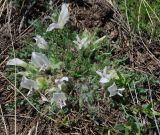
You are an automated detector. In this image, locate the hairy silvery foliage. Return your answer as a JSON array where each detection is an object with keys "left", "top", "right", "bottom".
[
  {"left": 33, "top": 35, "right": 48, "bottom": 49},
  {"left": 47, "top": 3, "right": 69, "bottom": 31},
  {"left": 31, "top": 52, "right": 50, "bottom": 71},
  {"left": 6, "top": 58, "right": 27, "bottom": 68},
  {"left": 96, "top": 66, "right": 112, "bottom": 84},
  {"left": 108, "top": 83, "right": 125, "bottom": 97},
  {"left": 73, "top": 35, "right": 88, "bottom": 50},
  {"left": 55, "top": 77, "right": 69, "bottom": 90},
  {"left": 51, "top": 92, "right": 67, "bottom": 109},
  {"left": 20, "top": 76, "right": 38, "bottom": 96}
]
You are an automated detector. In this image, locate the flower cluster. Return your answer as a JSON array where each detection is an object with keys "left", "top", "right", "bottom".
[
  {"left": 7, "top": 47, "right": 69, "bottom": 108},
  {"left": 6, "top": 3, "right": 70, "bottom": 109},
  {"left": 7, "top": 3, "right": 125, "bottom": 110},
  {"left": 96, "top": 66, "right": 125, "bottom": 97}
]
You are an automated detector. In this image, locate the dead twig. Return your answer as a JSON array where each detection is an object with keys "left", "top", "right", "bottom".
[{"left": 0, "top": 105, "right": 9, "bottom": 135}]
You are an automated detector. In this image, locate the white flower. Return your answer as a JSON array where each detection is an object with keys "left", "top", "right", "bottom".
[
  {"left": 20, "top": 76, "right": 38, "bottom": 96},
  {"left": 31, "top": 52, "right": 50, "bottom": 71},
  {"left": 55, "top": 77, "right": 69, "bottom": 90},
  {"left": 73, "top": 35, "right": 88, "bottom": 49},
  {"left": 33, "top": 35, "right": 48, "bottom": 49},
  {"left": 40, "top": 93, "right": 48, "bottom": 102},
  {"left": 58, "top": 3, "right": 69, "bottom": 28},
  {"left": 96, "top": 66, "right": 111, "bottom": 84},
  {"left": 47, "top": 23, "right": 59, "bottom": 31},
  {"left": 47, "top": 3, "right": 69, "bottom": 31},
  {"left": 108, "top": 83, "right": 125, "bottom": 97},
  {"left": 6, "top": 58, "right": 27, "bottom": 68},
  {"left": 51, "top": 92, "right": 67, "bottom": 109}
]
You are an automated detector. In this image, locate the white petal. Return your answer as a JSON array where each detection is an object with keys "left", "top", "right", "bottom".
[
  {"left": 73, "top": 40, "right": 78, "bottom": 45},
  {"left": 79, "top": 38, "right": 88, "bottom": 49},
  {"left": 55, "top": 77, "right": 68, "bottom": 90},
  {"left": 117, "top": 88, "right": 125, "bottom": 97},
  {"left": 76, "top": 35, "right": 81, "bottom": 42},
  {"left": 96, "top": 71, "right": 103, "bottom": 77},
  {"left": 40, "top": 93, "right": 48, "bottom": 102},
  {"left": 58, "top": 83, "right": 62, "bottom": 90},
  {"left": 118, "top": 88, "right": 125, "bottom": 92},
  {"left": 59, "top": 100, "right": 66, "bottom": 109},
  {"left": 77, "top": 43, "right": 83, "bottom": 50},
  {"left": 46, "top": 23, "right": 60, "bottom": 32},
  {"left": 103, "top": 66, "right": 108, "bottom": 75},
  {"left": 117, "top": 92, "right": 123, "bottom": 96},
  {"left": 104, "top": 74, "right": 111, "bottom": 80},
  {"left": 73, "top": 35, "right": 88, "bottom": 50},
  {"left": 55, "top": 79, "right": 59, "bottom": 84},
  {"left": 27, "top": 88, "right": 34, "bottom": 96},
  {"left": 81, "top": 37, "right": 88, "bottom": 46},
  {"left": 31, "top": 52, "right": 49, "bottom": 71},
  {"left": 6, "top": 58, "right": 27, "bottom": 68},
  {"left": 108, "top": 83, "right": 118, "bottom": 97},
  {"left": 60, "top": 77, "right": 69, "bottom": 82},
  {"left": 52, "top": 92, "right": 66, "bottom": 102},
  {"left": 58, "top": 3, "right": 69, "bottom": 28},
  {"left": 33, "top": 35, "right": 47, "bottom": 49},
  {"left": 99, "top": 77, "right": 109, "bottom": 84},
  {"left": 52, "top": 92, "right": 67, "bottom": 108},
  {"left": 20, "top": 76, "right": 38, "bottom": 91}
]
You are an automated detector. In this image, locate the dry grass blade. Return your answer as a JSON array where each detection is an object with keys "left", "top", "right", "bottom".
[
  {"left": 137, "top": 0, "right": 143, "bottom": 34},
  {"left": 0, "top": 56, "right": 8, "bottom": 67},
  {"left": 0, "top": 105, "right": 9, "bottom": 135},
  {"left": 0, "top": 72, "right": 56, "bottom": 122},
  {"left": 147, "top": 78, "right": 160, "bottom": 135},
  {"left": 143, "top": 1, "right": 154, "bottom": 43},
  {"left": 0, "top": 0, "right": 7, "bottom": 17},
  {"left": 7, "top": 1, "right": 17, "bottom": 134},
  {"left": 143, "top": 0, "right": 160, "bottom": 23},
  {"left": 140, "top": 37, "right": 160, "bottom": 67},
  {"left": 35, "top": 121, "right": 39, "bottom": 135},
  {"left": 137, "top": 0, "right": 160, "bottom": 69},
  {"left": 106, "top": 0, "right": 114, "bottom": 6},
  {"left": 124, "top": 0, "right": 130, "bottom": 31},
  {"left": 27, "top": 126, "right": 35, "bottom": 135}
]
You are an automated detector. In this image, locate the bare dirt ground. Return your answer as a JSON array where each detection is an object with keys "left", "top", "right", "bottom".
[{"left": 0, "top": 0, "right": 160, "bottom": 134}]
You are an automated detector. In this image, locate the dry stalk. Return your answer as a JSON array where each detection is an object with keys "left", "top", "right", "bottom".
[{"left": 0, "top": 105, "right": 9, "bottom": 135}]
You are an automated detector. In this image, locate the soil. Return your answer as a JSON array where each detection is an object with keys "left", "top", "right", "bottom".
[{"left": 68, "top": 0, "right": 126, "bottom": 41}]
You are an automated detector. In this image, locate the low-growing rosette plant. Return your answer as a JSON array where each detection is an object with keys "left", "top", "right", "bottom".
[
  {"left": 6, "top": 3, "right": 127, "bottom": 112},
  {"left": 5, "top": 2, "right": 159, "bottom": 134}
]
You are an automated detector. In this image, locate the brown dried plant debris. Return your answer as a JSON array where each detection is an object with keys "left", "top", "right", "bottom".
[
  {"left": 56, "top": 0, "right": 127, "bottom": 42},
  {"left": 61, "top": 0, "right": 160, "bottom": 79}
]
